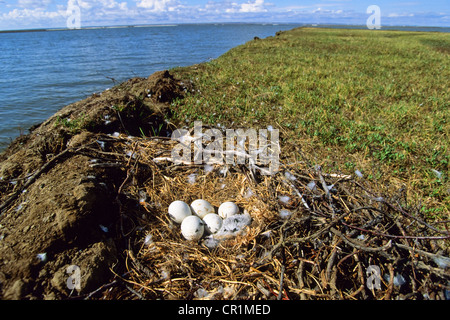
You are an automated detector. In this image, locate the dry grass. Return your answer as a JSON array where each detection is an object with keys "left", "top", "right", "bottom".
[{"left": 77, "top": 132, "right": 450, "bottom": 300}]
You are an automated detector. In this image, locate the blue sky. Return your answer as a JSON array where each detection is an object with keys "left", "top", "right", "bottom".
[{"left": 0, "top": 0, "right": 449, "bottom": 30}]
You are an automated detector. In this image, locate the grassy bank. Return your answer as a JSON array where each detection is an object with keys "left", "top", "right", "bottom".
[
  {"left": 171, "top": 27, "right": 449, "bottom": 218},
  {"left": 1, "top": 27, "right": 448, "bottom": 300}
]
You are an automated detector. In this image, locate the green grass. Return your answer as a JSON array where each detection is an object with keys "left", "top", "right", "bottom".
[
  {"left": 170, "top": 27, "right": 449, "bottom": 216},
  {"left": 55, "top": 113, "right": 95, "bottom": 134}
]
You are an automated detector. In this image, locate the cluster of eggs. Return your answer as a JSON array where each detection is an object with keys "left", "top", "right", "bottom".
[{"left": 168, "top": 199, "right": 239, "bottom": 241}]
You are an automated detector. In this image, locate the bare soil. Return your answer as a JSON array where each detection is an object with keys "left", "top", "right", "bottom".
[{"left": 0, "top": 70, "right": 188, "bottom": 299}]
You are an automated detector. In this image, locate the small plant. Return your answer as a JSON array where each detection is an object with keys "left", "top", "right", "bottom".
[
  {"left": 149, "top": 123, "right": 165, "bottom": 137},
  {"left": 55, "top": 113, "right": 96, "bottom": 134}
]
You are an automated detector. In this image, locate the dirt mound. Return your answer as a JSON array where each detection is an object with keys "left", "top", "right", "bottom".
[
  {"left": 1, "top": 69, "right": 448, "bottom": 301},
  {"left": 0, "top": 70, "right": 188, "bottom": 299}
]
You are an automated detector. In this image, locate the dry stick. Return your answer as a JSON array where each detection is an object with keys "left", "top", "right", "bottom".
[
  {"left": 385, "top": 264, "right": 395, "bottom": 300},
  {"left": 285, "top": 210, "right": 352, "bottom": 245},
  {"left": 326, "top": 246, "right": 340, "bottom": 299},
  {"left": 415, "top": 261, "right": 450, "bottom": 279},
  {"left": 116, "top": 149, "right": 140, "bottom": 238},
  {"left": 352, "top": 251, "right": 368, "bottom": 300},
  {"left": 80, "top": 146, "right": 125, "bottom": 158},
  {"left": 117, "top": 169, "right": 131, "bottom": 237},
  {"left": 0, "top": 140, "right": 124, "bottom": 214},
  {"left": 341, "top": 222, "right": 450, "bottom": 240},
  {"left": 0, "top": 147, "right": 74, "bottom": 214},
  {"left": 296, "top": 260, "right": 307, "bottom": 300},
  {"left": 326, "top": 247, "right": 338, "bottom": 282},
  {"left": 330, "top": 227, "right": 393, "bottom": 254},
  {"left": 125, "top": 284, "right": 145, "bottom": 300},
  {"left": 330, "top": 266, "right": 340, "bottom": 299},
  {"left": 316, "top": 166, "right": 331, "bottom": 200},
  {"left": 277, "top": 245, "right": 287, "bottom": 300},
  {"left": 279, "top": 170, "right": 310, "bottom": 210},
  {"left": 127, "top": 244, "right": 154, "bottom": 279},
  {"left": 394, "top": 242, "right": 449, "bottom": 261},
  {"left": 315, "top": 165, "right": 337, "bottom": 218},
  {"left": 83, "top": 279, "right": 119, "bottom": 300},
  {"left": 394, "top": 200, "right": 450, "bottom": 236},
  {"left": 334, "top": 250, "right": 360, "bottom": 300},
  {"left": 80, "top": 271, "right": 132, "bottom": 300},
  {"left": 268, "top": 217, "right": 290, "bottom": 260},
  {"left": 371, "top": 196, "right": 449, "bottom": 236}
]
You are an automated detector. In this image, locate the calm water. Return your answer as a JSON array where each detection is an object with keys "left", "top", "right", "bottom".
[
  {"left": 0, "top": 23, "right": 303, "bottom": 150},
  {"left": 0, "top": 23, "right": 449, "bottom": 151}
]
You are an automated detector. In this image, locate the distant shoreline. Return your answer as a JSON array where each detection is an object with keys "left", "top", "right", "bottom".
[
  {"left": 1, "top": 22, "right": 449, "bottom": 34},
  {"left": 0, "top": 24, "right": 179, "bottom": 33}
]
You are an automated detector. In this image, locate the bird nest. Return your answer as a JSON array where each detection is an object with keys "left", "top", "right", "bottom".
[{"left": 85, "top": 131, "right": 449, "bottom": 300}]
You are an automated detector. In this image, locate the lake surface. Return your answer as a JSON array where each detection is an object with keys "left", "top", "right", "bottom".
[
  {"left": 0, "top": 23, "right": 448, "bottom": 151},
  {"left": 0, "top": 23, "right": 306, "bottom": 150}
]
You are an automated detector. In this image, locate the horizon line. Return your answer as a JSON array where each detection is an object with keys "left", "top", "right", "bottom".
[{"left": 1, "top": 22, "right": 449, "bottom": 34}]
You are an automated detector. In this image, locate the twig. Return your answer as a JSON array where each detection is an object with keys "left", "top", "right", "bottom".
[
  {"left": 341, "top": 222, "right": 450, "bottom": 240},
  {"left": 296, "top": 260, "right": 307, "bottom": 300},
  {"left": 326, "top": 244, "right": 340, "bottom": 299},
  {"left": 394, "top": 242, "right": 449, "bottom": 261},
  {"left": 394, "top": 201, "right": 450, "bottom": 236},
  {"left": 280, "top": 170, "right": 310, "bottom": 210},
  {"left": 268, "top": 218, "right": 290, "bottom": 260},
  {"left": 326, "top": 244, "right": 339, "bottom": 284},
  {"left": 83, "top": 279, "right": 119, "bottom": 300},
  {"left": 415, "top": 261, "right": 450, "bottom": 279},
  {"left": 78, "top": 271, "right": 132, "bottom": 300},
  {"left": 125, "top": 284, "right": 145, "bottom": 300},
  {"left": 1, "top": 147, "right": 73, "bottom": 214},
  {"left": 316, "top": 165, "right": 331, "bottom": 200},
  {"left": 90, "top": 162, "right": 123, "bottom": 168},
  {"left": 370, "top": 195, "right": 449, "bottom": 236},
  {"left": 353, "top": 251, "right": 367, "bottom": 300},
  {"left": 286, "top": 210, "right": 351, "bottom": 245},
  {"left": 385, "top": 264, "right": 394, "bottom": 300},
  {"left": 330, "top": 227, "right": 393, "bottom": 254},
  {"left": 315, "top": 165, "right": 337, "bottom": 218},
  {"left": 330, "top": 266, "right": 339, "bottom": 299},
  {"left": 277, "top": 246, "right": 286, "bottom": 300}
]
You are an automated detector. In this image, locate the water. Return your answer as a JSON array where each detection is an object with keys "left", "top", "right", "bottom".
[
  {"left": 0, "top": 23, "right": 302, "bottom": 151},
  {"left": 0, "top": 23, "right": 449, "bottom": 151}
]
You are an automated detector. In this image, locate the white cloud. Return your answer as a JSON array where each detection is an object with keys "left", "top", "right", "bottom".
[
  {"left": 65, "top": 0, "right": 131, "bottom": 24},
  {"left": 75, "top": 0, "right": 127, "bottom": 10},
  {"left": 311, "top": 6, "right": 347, "bottom": 16},
  {"left": 239, "top": 0, "right": 266, "bottom": 13},
  {"left": 1, "top": 7, "right": 64, "bottom": 28},
  {"left": 99, "top": 0, "right": 123, "bottom": 9},
  {"left": 387, "top": 12, "right": 415, "bottom": 18},
  {"left": 135, "top": 0, "right": 179, "bottom": 12},
  {"left": 17, "top": 0, "right": 51, "bottom": 8},
  {"left": 225, "top": 0, "right": 267, "bottom": 13}
]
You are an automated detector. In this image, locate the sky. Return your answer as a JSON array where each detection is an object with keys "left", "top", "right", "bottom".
[{"left": 0, "top": 0, "right": 449, "bottom": 30}]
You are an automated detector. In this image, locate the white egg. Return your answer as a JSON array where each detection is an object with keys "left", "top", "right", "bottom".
[
  {"left": 190, "top": 199, "right": 215, "bottom": 219},
  {"left": 181, "top": 216, "right": 204, "bottom": 241},
  {"left": 218, "top": 201, "right": 239, "bottom": 219},
  {"left": 168, "top": 200, "right": 192, "bottom": 223},
  {"left": 203, "top": 213, "right": 223, "bottom": 234}
]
